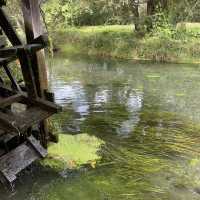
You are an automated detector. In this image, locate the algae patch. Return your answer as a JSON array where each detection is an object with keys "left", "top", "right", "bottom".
[{"left": 42, "top": 134, "right": 104, "bottom": 170}]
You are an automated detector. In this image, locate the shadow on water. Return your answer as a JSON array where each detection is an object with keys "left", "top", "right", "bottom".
[{"left": 1, "top": 55, "right": 200, "bottom": 199}]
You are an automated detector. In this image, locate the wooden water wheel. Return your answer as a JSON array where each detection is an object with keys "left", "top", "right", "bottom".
[{"left": 0, "top": 0, "right": 61, "bottom": 187}]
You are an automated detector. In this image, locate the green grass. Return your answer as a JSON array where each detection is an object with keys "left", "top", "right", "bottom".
[
  {"left": 52, "top": 24, "right": 200, "bottom": 63},
  {"left": 76, "top": 25, "right": 133, "bottom": 33},
  {"left": 177, "top": 22, "right": 200, "bottom": 32}
]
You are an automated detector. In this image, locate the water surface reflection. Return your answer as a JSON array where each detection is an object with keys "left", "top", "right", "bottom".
[{"left": 1, "top": 56, "right": 200, "bottom": 200}]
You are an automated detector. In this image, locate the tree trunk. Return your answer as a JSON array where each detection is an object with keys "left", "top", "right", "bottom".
[
  {"left": 162, "top": 0, "right": 168, "bottom": 11},
  {"left": 130, "top": 0, "right": 141, "bottom": 32},
  {"left": 147, "top": 0, "right": 156, "bottom": 15}
]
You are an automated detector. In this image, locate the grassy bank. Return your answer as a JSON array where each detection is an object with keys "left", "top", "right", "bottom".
[{"left": 53, "top": 25, "right": 200, "bottom": 63}]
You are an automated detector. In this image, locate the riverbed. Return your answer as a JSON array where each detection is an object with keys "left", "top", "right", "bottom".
[{"left": 1, "top": 55, "right": 200, "bottom": 200}]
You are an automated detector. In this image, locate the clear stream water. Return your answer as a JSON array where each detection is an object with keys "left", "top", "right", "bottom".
[{"left": 2, "top": 55, "right": 200, "bottom": 200}]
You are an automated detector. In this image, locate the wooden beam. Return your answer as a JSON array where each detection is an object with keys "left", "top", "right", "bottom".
[
  {"left": 22, "top": 0, "right": 42, "bottom": 97},
  {"left": 0, "top": 137, "right": 47, "bottom": 185},
  {"left": 2, "top": 64, "right": 22, "bottom": 91},
  {"left": 16, "top": 107, "right": 53, "bottom": 132},
  {"left": 0, "top": 44, "right": 46, "bottom": 58},
  {"left": 0, "top": 56, "right": 16, "bottom": 65},
  {"left": 29, "top": 97, "right": 62, "bottom": 113},
  {"left": 0, "top": 94, "right": 23, "bottom": 108},
  {"left": 0, "top": 106, "right": 54, "bottom": 133},
  {"left": 31, "top": 34, "right": 49, "bottom": 46},
  {"left": 0, "top": 112, "right": 19, "bottom": 132},
  {"left": 27, "top": 135, "right": 47, "bottom": 158},
  {"left": 0, "top": 84, "right": 61, "bottom": 113},
  {"left": 0, "top": 7, "right": 38, "bottom": 99}
]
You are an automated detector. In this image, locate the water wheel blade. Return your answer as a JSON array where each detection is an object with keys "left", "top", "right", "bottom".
[{"left": 0, "top": 136, "right": 47, "bottom": 185}]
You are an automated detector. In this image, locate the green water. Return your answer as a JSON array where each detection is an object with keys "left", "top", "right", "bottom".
[{"left": 2, "top": 56, "right": 200, "bottom": 199}]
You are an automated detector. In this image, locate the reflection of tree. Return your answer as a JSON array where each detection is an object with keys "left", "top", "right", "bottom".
[
  {"left": 49, "top": 56, "right": 200, "bottom": 159},
  {"left": 81, "top": 102, "right": 130, "bottom": 139},
  {"left": 79, "top": 64, "right": 144, "bottom": 140},
  {"left": 49, "top": 57, "right": 145, "bottom": 137}
]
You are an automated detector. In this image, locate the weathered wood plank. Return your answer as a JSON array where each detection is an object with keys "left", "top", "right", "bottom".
[
  {"left": 0, "top": 137, "right": 45, "bottom": 183},
  {"left": 27, "top": 135, "right": 47, "bottom": 158},
  {"left": 16, "top": 106, "right": 53, "bottom": 132},
  {"left": 27, "top": 97, "right": 62, "bottom": 113},
  {"left": 0, "top": 94, "right": 23, "bottom": 108},
  {"left": 0, "top": 143, "right": 38, "bottom": 182},
  {"left": 22, "top": 0, "right": 42, "bottom": 97},
  {"left": 31, "top": 34, "right": 49, "bottom": 47},
  {"left": 0, "top": 44, "right": 45, "bottom": 58},
  {"left": 0, "top": 112, "right": 19, "bottom": 132},
  {"left": 0, "top": 106, "right": 55, "bottom": 133},
  {"left": 0, "top": 85, "right": 61, "bottom": 112}
]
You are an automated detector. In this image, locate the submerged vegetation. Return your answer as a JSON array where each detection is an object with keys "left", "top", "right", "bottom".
[
  {"left": 1, "top": 51, "right": 200, "bottom": 199},
  {"left": 2, "top": 1, "right": 200, "bottom": 200},
  {"left": 40, "top": 58, "right": 200, "bottom": 199},
  {"left": 42, "top": 134, "right": 103, "bottom": 170}
]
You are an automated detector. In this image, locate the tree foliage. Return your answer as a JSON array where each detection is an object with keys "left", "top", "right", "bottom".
[
  {"left": 42, "top": 0, "right": 200, "bottom": 33},
  {"left": 4, "top": 0, "right": 200, "bottom": 34}
]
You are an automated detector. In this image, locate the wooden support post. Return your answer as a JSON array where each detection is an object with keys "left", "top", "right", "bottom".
[
  {"left": 21, "top": 0, "right": 50, "bottom": 147},
  {"left": 22, "top": 0, "right": 48, "bottom": 97}
]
